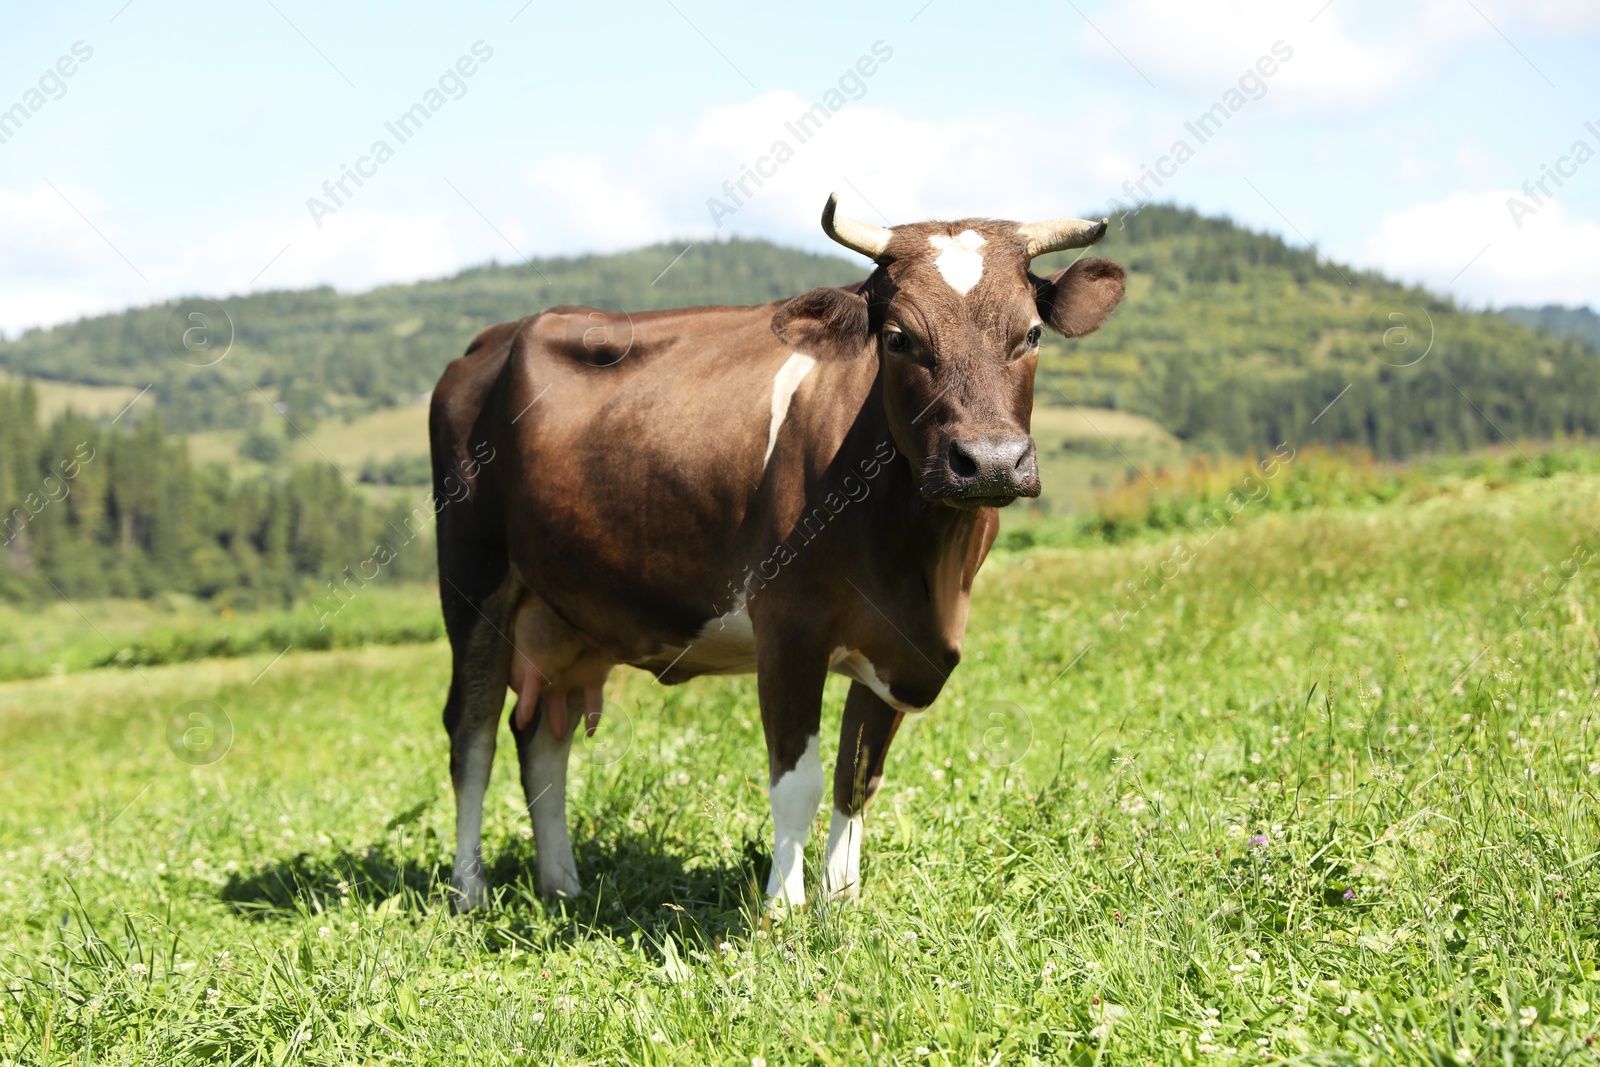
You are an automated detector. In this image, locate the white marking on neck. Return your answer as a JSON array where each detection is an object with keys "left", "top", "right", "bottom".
[
  {"left": 766, "top": 733, "right": 823, "bottom": 907},
  {"left": 828, "top": 647, "right": 928, "bottom": 714},
  {"left": 929, "top": 229, "right": 987, "bottom": 296},
  {"left": 680, "top": 602, "right": 758, "bottom": 674},
  {"left": 764, "top": 353, "right": 817, "bottom": 469}
]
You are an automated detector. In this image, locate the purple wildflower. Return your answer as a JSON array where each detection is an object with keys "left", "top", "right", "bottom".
[
  {"left": 1343, "top": 887, "right": 1357, "bottom": 901},
  {"left": 1249, "top": 835, "right": 1270, "bottom": 848}
]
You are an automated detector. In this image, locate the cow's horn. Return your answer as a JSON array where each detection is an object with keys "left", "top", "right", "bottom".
[
  {"left": 821, "top": 192, "right": 892, "bottom": 261},
  {"left": 1017, "top": 217, "right": 1109, "bottom": 259}
]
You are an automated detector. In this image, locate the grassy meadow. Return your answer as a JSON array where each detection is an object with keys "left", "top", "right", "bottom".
[
  {"left": 0, "top": 586, "right": 443, "bottom": 684},
  {"left": 6, "top": 454, "right": 1600, "bottom": 1063}
]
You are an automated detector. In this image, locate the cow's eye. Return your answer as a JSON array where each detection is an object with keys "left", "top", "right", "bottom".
[
  {"left": 883, "top": 329, "right": 911, "bottom": 355},
  {"left": 1025, "top": 325, "right": 1043, "bottom": 348}
]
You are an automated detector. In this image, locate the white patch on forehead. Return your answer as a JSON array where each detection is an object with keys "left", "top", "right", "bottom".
[
  {"left": 828, "top": 647, "right": 927, "bottom": 714},
  {"left": 928, "top": 229, "right": 987, "bottom": 296},
  {"left": 764, "top": 352, "right": 816, "bottom": 469}
]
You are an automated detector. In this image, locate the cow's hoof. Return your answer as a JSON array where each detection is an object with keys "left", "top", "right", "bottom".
[
  {"left": 824, "top": 882, "right": 861, "bottom": 906},
  {"left": 539, "top": 872, "right": 581, "bottom": 900},
  {"left": 451, "top": 875, "right": 489, "bottom": 912},
  {"left": 764, "top": 893, "right": 807, "bottom": 918}
]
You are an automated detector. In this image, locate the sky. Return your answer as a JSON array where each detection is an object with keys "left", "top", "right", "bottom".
[{"left": 1, "top": 0, "right": 1597, "bottom": 337}]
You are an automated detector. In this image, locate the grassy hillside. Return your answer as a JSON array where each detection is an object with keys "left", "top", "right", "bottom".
[
  {"left": 2, "top": 206, "right": 1595, "bottom": 462},
  {"left": 6, "top": 460, "right": 1600, "bottom": 1062}
]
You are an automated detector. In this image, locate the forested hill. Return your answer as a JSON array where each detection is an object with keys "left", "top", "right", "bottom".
[
  {"left": 0, "top": 240, "right": 862, "bottom": 435},
  {"left": 1033, "top": 209, "right": 1600, "bottom": 457},
  {"left": 2, "top": 206, "right": 1596, "bottom": 459}
]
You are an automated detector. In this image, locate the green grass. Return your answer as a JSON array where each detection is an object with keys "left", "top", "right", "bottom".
[
  {"left": 0, "top": 585, "right": 444, "bottom": 683},
  {"left": 6, "top": 469, "right": 1600, "bottom": 1063},
  {"left": 999, "top": 440, "right": 1600, "bottom": 551}
]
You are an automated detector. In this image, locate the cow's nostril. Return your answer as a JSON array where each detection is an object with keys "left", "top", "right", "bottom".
[{"left": 948, "top": 441, "right": 979, "bottom": 479}]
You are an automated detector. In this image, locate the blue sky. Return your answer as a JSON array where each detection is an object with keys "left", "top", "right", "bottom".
[{"left": 2, "top": 0, "right": 1597, "bottom": 335}]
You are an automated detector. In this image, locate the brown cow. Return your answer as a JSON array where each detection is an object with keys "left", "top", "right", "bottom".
[{"left": 430, "top": 194, "right": 1125, "bottom": 909}]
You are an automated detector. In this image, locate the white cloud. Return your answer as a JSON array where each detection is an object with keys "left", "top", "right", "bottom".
[
  {"left": 1362, "top": 190, "right": 1600, "bottom": 307},
  {"left": 1077, "top": 0, "right": 1587, "bottom": 112},
  {"left": 164, "top": 211, "right": 479, "bottom": 298},
  {"left": 2, "top": 89, "right": 1150, "bottom": 338},
  {"left": 0, "top": 185, "right": 122, "bottom": 281},
  {"left": 520, "top": 155, "right": 679, "bottom": 253},
  {"left": 516, "top": 89, "right": 1134, "bottom": 257},
  {"left": 1080, "top": 0, "right": 1417, "bottom": 112},
  {"left": 0, "top": 290, "right": 121, "bottom": 338},
  {"left": 1524, "top": 0, "right": 1600, "bottom": 31},
  {"left": 1465, "top": 0, "right": 1600, "bottom": 33},
  {"left": 0, "top": 182, "right": 506, "bottom": 335}
]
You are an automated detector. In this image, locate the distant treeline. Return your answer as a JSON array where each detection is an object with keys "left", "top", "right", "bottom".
[
  {"left": 1501, "top": 304, "right": 1600, "bottom": 353},
  {"left": 3, "top": 207, "right": 1598, "bottom": 464},
  {"left": 0, "top": 383, "right": 434, "bottom": 605}
]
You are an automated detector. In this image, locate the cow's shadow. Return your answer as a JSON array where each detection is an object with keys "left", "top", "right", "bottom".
[{"left": 218, "top": 829, "right": 769, "bottom": 948}]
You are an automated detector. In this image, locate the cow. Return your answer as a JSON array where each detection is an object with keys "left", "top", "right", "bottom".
[{"left": 430, "top": 194, "right": 1125, "bottom": 910}]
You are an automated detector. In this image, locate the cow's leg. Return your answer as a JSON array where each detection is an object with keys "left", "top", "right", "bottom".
[
  {"left": 757, "top": 642, "right": 828, "bottom": 908},
  {"left": 825, "top": 682, "right": 905, "bottom": 902},
  {"left": 448, "top": 700, "right": 499, "bottom": 910},
  {"left": 441, "top": 584, "right": 516, "bottom": 912},
  {"left": 510, "top": 689, "right": 581, "bottom": 898}
]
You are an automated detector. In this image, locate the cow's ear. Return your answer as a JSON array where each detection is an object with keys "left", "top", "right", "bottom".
[
  {"left": 1034, "top": 257, "right": 1126, "bottom": 338},
  {"left": 771, "top": 287, "right": 869, "bottom": 359}
]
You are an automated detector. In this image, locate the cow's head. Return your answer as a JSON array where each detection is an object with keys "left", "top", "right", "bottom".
[{"left": 772, "top": 194, "right": 1125, "bottom": 508}]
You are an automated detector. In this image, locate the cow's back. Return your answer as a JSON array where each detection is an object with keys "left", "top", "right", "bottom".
[{"left": 454, "top": 303, "right": 868, "bottom": 662}]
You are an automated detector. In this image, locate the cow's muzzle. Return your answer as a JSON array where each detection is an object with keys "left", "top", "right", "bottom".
[{"left": 927, "top": 435, "right": 1041, "bottom": 507}]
